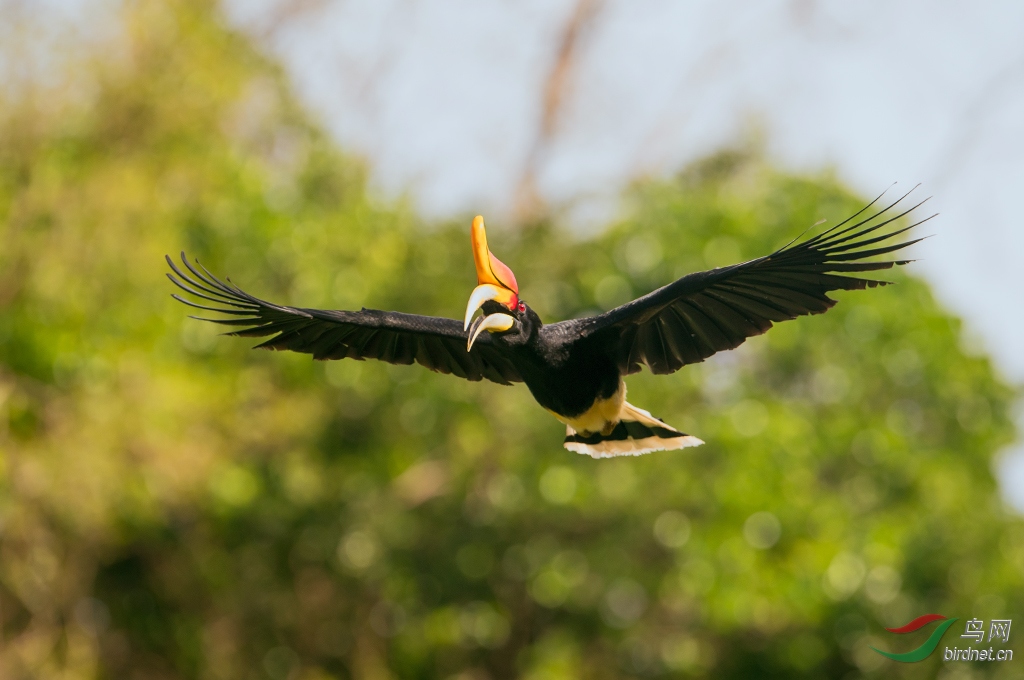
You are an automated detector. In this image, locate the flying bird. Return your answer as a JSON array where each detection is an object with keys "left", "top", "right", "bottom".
[{"left": 168, "top": 190, "right": 928, "bottom": 458}]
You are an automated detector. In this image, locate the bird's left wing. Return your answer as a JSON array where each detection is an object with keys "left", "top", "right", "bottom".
[
  {"left": 167, "top": 254, "right": 523, "bottom": 385},
  {"left": 552, "top": 190, "right": 931, "bottom": 376}
]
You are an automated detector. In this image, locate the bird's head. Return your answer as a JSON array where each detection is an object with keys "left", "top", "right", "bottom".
[{"left": 463, "top": 215, "right": 535, "bottom": 351}]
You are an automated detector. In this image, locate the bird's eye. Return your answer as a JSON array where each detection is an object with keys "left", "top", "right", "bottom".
[{"left": 517, "top": 301, "right": 526, "bottom": 313}]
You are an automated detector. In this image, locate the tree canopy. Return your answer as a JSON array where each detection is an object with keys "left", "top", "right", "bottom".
[{"left": 0, "top": 2, "right": 1020, "bottom": 679}]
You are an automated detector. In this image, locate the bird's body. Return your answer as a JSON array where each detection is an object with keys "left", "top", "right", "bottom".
[
  {"left": 169, "top": 189, "right": 929, "bottom": 457},
  {"left": 472, "top": 306, "right": 700, "bottom": 455},
  {"left": 486, "top": 308, "right": 613, "bottom": 418}
]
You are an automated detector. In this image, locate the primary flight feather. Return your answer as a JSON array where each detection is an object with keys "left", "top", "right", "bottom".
[{"left": 168, "top": 188, "right": 928, "bottom": 458}]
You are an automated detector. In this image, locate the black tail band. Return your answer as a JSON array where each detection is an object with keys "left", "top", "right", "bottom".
[{"left": 565, "top": 421, "right": 687, "bottom": 445}]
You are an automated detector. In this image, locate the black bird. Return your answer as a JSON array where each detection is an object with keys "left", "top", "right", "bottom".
[{"left": 168, "top": 190, "right": 928, "bottom": 457}]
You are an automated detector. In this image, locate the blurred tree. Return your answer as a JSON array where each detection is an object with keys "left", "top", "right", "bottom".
[{"left": 0, "top": 2, "right": 1020, "bottom": 680}]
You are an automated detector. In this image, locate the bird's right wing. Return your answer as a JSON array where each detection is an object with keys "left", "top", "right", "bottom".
[{"left": 167, "top": 254, "right": 523, "bottom": 385}]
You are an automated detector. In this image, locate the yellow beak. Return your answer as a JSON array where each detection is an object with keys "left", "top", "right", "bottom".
[
  {"left": 465, "top": 216, "right": 518, "bottom": 322},
  {"left": 467, "top": 312, "right": 515, "bottom": 351},
  {"left": 464, "top": 216, "right": 521, "bottom": 350},
  {"left": 464, "top": 284, "right": 512, "bottom": 330}
]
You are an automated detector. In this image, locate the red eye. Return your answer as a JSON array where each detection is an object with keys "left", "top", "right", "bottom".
[{"left": 517, "top": 301, "right": 526, "bottom": 313}]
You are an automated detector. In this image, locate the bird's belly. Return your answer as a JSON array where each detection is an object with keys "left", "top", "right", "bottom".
[
  {"left": 514, "top": 345, "right": 622, "bottom": 427},
  {"left": 546, "top": 380, "right": 625, "bottom": 436}
]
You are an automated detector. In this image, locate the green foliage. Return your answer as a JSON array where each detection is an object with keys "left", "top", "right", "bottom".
[{"left": 0, "top": 3, "right": 1020, "bottom": 679}]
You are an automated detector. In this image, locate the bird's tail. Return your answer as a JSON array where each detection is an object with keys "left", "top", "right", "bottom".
[{"left": 563, "top": 402, "right": 703, "bottom": 458}]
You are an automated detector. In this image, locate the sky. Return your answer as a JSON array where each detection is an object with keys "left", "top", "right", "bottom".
[{"left": 24, "top": 0, "right": 1024, "bottom": 509}]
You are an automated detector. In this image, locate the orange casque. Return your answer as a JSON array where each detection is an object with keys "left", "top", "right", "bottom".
[{"left": 471, "top": 215, "right": 519, "bottom": 310}]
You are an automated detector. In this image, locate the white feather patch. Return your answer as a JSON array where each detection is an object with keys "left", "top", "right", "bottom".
[{"left": 564, "top": 434, "right": 704, "bottom": 458}]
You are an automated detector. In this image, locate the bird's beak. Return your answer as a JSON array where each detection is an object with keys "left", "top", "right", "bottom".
[
  {"left": 467, "top": 312, "right": 515, "bottom": 351},
  {"left": 463, "top": 215, "right": 520, "bottom": 339}
]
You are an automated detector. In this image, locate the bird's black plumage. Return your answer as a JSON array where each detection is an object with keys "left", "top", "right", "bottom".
[
  {"left": 553, "top": 188, "right": 930, "bottom": 376},
  {"left": 168, "top": 188, "right": 928, "bottom": 456},
  {"left": 166, "top": 256, "right": 523, "bottom": 385}
]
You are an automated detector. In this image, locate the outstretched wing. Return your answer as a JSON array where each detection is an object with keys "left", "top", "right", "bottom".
[
  {"left": 553, "top": 188, "right": 931, "bottom": 376},
  {"left": 167, "top": 254, "right": 523, "bottom": 385}
]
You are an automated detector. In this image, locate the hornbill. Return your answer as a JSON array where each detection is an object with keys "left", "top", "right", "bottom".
[{"left": 167, "top": 189, "right": 928, "bottom": 458}]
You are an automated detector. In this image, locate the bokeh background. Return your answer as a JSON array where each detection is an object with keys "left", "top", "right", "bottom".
[{"left": 1, "top": 2, "right": 1022, "bottom": 679}]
